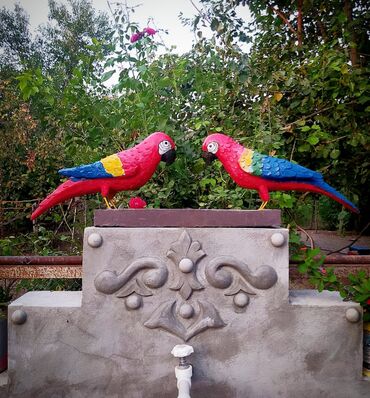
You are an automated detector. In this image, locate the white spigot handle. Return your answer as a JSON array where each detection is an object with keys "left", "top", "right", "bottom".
[{"left": 171, "top": 344, "right": 194, "bottom": 358}]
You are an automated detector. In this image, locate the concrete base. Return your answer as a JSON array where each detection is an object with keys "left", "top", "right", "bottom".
[{"left": 5, "top": 226, "right": 369, "bottom": 397}]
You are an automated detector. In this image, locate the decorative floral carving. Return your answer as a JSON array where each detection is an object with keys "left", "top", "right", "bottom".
[
  {"left": 94, "top": 231, "right": 278, "bottom": 341},
  {"left": 94, "top": 257, "right": 168, "bottom": 297},
  {"left": 144, "top": 299, "right": 225, "bottom": 341},
  {"left": 205, "top": 256, "right": 278, "bottom": 290},
  {"left": 205, "top": 255, "right": 278, "bottom": 311},
  {"left": 167, "top": 231, "right": 205, "bottom": 300}
]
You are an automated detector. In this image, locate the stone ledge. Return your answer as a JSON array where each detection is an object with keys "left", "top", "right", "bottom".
[
  {"left": 94, "top": 209, "right": 281, "bottom": 227},
  {"left": 289, "top": 289, "right": 361, "bottom": 307},
  {"left": 9, "top": 291, "right": 82, "bottom": 308}
]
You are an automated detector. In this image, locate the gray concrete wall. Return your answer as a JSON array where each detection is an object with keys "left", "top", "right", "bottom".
[{"left": 5, "top": 227, "right": 369, "bottom": 397}]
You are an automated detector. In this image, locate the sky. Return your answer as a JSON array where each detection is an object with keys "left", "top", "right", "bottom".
[{"left": 0, "top": 0, "right": 251, "bottom": 54}]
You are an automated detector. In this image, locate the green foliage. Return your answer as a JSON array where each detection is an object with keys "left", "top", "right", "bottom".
[
  {"left": 0, "top": 4, "right": 33, "bottom": 70},
  {"left": 0, "top": 227, "right": 81, "bottom": 256},
  {"left": 1, "top": 0, "right": 369, "bottom": 238},
  {"left": 293, "top": 247, "right": 370, "bottom": 321}
]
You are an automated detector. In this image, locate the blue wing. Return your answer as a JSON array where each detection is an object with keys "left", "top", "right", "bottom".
[
  {"left": 59, "top": 161, "right": 112, "bottom": 180},
  {"left": 260, "top": 155, "right": 322, "bottom": 181}
]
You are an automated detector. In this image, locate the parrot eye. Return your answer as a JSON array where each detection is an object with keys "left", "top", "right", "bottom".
[
  {"left": 207, "top": 142, "right": 218, "bottom": 154},
  {"left": 159, "top": 140, "right": 172, "bottom": 155}
]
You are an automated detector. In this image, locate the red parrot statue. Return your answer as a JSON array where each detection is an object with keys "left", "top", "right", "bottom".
[
  {"left": 202, "top": 133, "right": 359, "bottom": 213},
  {"left": 31, "top": 132, "right": 176, "bottom": 220}
]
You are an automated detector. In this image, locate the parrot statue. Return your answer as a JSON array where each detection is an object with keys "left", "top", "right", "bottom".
[
  {"left": 202, "top": 133, "right": 359, "bottom": 213},
  {"left": 31, "top": 132, "right": 176, "bottom": 220}
]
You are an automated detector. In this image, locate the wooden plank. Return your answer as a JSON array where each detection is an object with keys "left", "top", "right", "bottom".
[{"left": 94, "top": 209, "right": 281, "bottom": 228}]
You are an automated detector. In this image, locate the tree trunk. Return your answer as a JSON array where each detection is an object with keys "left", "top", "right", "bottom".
[
  {"left": 297, "top": 0, "right": 303, "bottom": 47},
  {"left": 344, "top": 0, "right": 358, "bottom": 67}
]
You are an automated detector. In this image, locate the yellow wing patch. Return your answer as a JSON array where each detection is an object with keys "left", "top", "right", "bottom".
[
  {"left": 239, "top": 148, "right": 254, "bottom": 173},
  {"left": 101, "top": 154, "right": 125, "bottom": 177}
]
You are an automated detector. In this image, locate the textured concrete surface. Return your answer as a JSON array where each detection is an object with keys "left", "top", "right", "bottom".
[{"left": 6, "top": 227, "right": 369, "bottom": 397}]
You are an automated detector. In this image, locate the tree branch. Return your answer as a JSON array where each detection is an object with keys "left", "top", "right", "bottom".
[
  {"left": 297, "top": 0, "right": 303, "bottom": 46},
  {"left": 269, "top": 6, "right": 297, "bottom": 36}
]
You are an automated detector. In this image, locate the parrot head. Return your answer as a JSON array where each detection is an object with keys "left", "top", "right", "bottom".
[
  {"left": 202, "top": 133, "right": 237, "bottom": 164},
  {"left": 144, "top": 131, "right": 176, "bottom": 165}
]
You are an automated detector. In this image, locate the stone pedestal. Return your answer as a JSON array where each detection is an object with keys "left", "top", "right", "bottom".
[{"left": 6, "top": 210, "right": 369, "bottom": 397}]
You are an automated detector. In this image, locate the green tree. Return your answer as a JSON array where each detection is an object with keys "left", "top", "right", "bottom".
[
  {"left": 37, "top": 0, "right": 111, "bottom": 80},
  {"left": 0, "top": 4, "right": 35, "bottom": 71}
]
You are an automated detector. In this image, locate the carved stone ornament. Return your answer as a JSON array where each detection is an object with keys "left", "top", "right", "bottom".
[
  {"left": 167, "top": 230, "right": 205, "bottom": 300},
  {"left": 205, "top": 256, "right": 278, "bottom": 313},
  {"left": 94, "top": 257, "right": 168, "bottom": 309},
  {"left": 94, "top": 230, "right": 278, "bottom": 341},
  {"left": 144, "top": 300, "right": 225, "bottom": 341}
]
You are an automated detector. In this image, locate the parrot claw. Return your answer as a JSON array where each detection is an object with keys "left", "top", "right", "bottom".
[
  {"left": 103, "top": 197, "right": 111, "bottom": 209},
  {"left": 258, "top": 201, "right": 268, "bottom": 210}
]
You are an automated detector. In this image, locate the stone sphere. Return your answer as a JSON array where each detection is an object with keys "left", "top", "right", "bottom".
[
  {"left": 345, "top": 307, "right": 361, "bottom": 323},
  {"left": 11, "top": 309, "right": 27, "bottom": 325},
  {"left": 87, "top": 233, "right": 103, "bottom": 248},
  {"left": 179, "top": 303, "right": 194, "bottom": 319},
  {"left": 233, "top": 292, "right": 250, "bottom": 308},
  {"left": 125, "top": 294, "right": 142, "bottom": 310},
  {"left": 270, "top": 232, "right": 285, "bottom": 247},
  {"left": 179, "top": 258, "right": 194, "bottom": 273}
]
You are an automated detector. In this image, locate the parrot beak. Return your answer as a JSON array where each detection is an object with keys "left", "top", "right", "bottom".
[
  {"left": 161, "top": 148, "right": 176, "bottom": 165},
  {"left": 202, "top": 152, "right": 217, "bottom": 165}
]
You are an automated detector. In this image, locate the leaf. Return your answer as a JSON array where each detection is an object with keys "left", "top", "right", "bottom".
[
  {"left": 274, "top": 92, "right": 283, "bottom": 102},
  {"left": 307, "top": 135, "right": 319, "bottom": 145},
  {"left": 340, "top": 64, "right": 349, "bottom": 74},
  {"left": 100, "top": 70, "right": 115, "bottom": 82},
  {"left": 330, "top": 149, "right": 340, "bottom": 159},
  {"left": 211, "top": 19, "right": 218, "bottom": 31}
]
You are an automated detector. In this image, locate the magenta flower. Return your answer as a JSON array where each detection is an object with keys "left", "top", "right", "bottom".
[
  {"left": 143, "top": 27, "right": 157, "bottom": 36},
  {"left": 130, "top": 27, "right": 157, "bottom": 43},
  {"left": 128, "top": 197, "right": 147, "bottom": 209},
  {"left": 130, "top": 32, "right": 144, "bottom": 43}
]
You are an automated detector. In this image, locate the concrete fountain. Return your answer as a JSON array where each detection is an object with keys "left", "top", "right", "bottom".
[{"left": 4, "top": 209, "right": 369, "bottom": 397}]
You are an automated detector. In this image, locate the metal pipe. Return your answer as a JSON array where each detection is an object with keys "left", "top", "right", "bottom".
[
  {"left": 0, "top": 256, "right": 82, "bottom": 265},
  {"left": 1, "top": 254, "right": 369, "bottom": 266}
]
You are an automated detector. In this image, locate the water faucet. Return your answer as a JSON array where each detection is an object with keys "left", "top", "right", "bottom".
[{"left": 171, "top": 344, "right": 194, "bottom": 398}]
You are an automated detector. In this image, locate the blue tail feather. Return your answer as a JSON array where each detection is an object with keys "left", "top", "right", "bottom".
[{"left": 312, "top": 178, "right": 359, "bottom": 213}]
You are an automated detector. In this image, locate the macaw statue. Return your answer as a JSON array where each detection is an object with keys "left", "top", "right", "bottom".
[
  {"left": 202, "top": 133, "right": 359, "bottom": 213},
  {"left": 31, "top": 132, "right": 176, "bottom": 220}
]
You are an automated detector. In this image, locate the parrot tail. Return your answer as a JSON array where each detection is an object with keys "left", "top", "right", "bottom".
[
  {"left": 311, "top": 179, "right": 359, "bottom": 214},
  {"left": 31, "top": 179, "right": 94, "bottom": 220}
]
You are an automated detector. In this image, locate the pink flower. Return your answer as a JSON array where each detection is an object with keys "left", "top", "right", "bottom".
[
  {"left": 143, "top": 27, "right": 157, "bottom": 36},
  {"left": 130, "top": 32, "right": 144, "bottom": 43},
  {"left": 319, "top": 267, "right": 327, "bottom": 275},
  {"left": 130, "top": 27, "right": 157, "bottom": 43},
  {"left": 129, "top": 197, "right": 147, "bottom": 209}
]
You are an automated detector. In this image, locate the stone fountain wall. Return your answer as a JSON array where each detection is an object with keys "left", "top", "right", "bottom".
[{"left": 5, "top": 210, "right": 369, "bottom": 397}]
